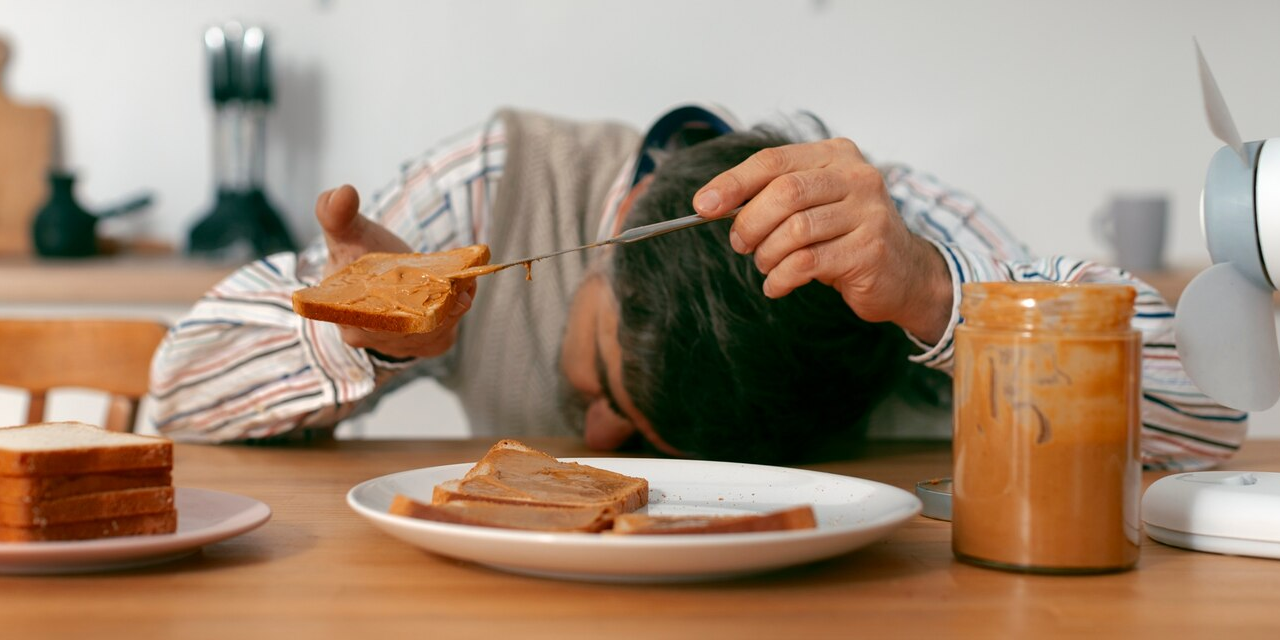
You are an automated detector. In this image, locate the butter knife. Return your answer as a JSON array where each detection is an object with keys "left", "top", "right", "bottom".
[{"left": 449, "top": 209, "right": 740, "bottom": 279}]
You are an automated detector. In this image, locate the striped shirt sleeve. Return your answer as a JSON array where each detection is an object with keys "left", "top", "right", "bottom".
[
  {"left": 881, "top": 164, "right": 1247, "bottom": 471},
  {"left": 147, "top": 117, "right": 507, "bottom": 442}
]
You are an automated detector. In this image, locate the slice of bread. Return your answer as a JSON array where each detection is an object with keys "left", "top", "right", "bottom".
[
  {"left": 292, "top": 245, "right": 491, "bottom": 333},
  {"left": 609, "top": 505, "right": 818, "bottom": 535},
  {"left": 0, "top": 422, "right": 173, "bottom": 476},
  {"left": 431, "top": 440, "right": 648, "bottom": 515},
  {"left": 390, "top": 495, "right": 613, "bottom": 533},
  {"left": 0, "top": 510, "right": 177, "bottom": 542},
  {"left": 0, "top": 469, "right": 172, "bottom": 504},
  {"left": 0, "top": 486, "right": 175, "bottom": 527}
]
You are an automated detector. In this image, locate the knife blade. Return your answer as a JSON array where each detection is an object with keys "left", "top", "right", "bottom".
[{"left": 448, "top": 209, "right": 741, "bottom": 279}]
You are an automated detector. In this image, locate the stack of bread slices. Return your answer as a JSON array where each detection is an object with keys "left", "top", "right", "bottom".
[
  {"left": 0, "top": 422, "right": 177, "bottom": 542},
  {"left": 390, "top": 440, "right": 816, "bottom": 534}
]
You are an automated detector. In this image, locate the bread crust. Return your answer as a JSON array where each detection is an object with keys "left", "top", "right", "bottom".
[
  {"left": 0, "top": 510, "right": 177, "bottom": 542},
  {"left": 0, "top": 486, "right": 176, "bottom": 527},
  {"left": 292, "top": 245, "right": 491, "bottom": 333},
  {"left": 0, "top": 469, "right": 171, "bottom": 503},
  {"left": 390, "top": 495, "right": 613, "bottom": 533},
  {"left": 609, "top": 505, "right": 818, "bottom": 535},
  {"left": 0, "top": 423, "right": 173, "bottom": 476}
]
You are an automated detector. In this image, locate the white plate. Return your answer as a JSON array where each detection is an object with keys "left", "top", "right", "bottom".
[
  {"left": 347, "top": 458, "right": 921, "bottom": 582},
  {"left": 0, "top": 487, "right": 271, "bottom": 575}
]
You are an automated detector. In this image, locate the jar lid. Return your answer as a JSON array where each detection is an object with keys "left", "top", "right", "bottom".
[
  {"left": 915, "top": 477, "right": 952, "bottom": 521},
  {"left": 959, "top": 282, "right": 1136, "bottom": 332}
]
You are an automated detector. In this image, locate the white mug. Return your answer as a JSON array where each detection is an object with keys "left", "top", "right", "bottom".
[{"left": 1093, "top": 194, "right": 1169, "bottom": 272}]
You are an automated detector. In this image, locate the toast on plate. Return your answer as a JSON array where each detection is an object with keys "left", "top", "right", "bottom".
[
  {"left": 0, "top": 511, "right": 177, "bottom": 542},
  {"left": 0, "top": 486, "right": 175, "bottom": 527},
  {"left": 0, "top": 469, "right": 172, "bottom": 504},
  {"left": 431, "top": 439, "right": 649, "bottom": 515},
  {"left": 0, "top": 421, "right": 172, "bottom": 476},
  {"left": 292, "top": 245, "right": 491, "bottom": 333},
  {"left": 0, "top": 422, "right": 177, "bottom": 542},
  {"left": 386, "top": 440, "right": 818, "bottom": 535},
  {"left": 609, "top": 505, "right": 817, "bottom": 535},
  {"left": 389, "top": 495, "right": 614, "bottom": 533}
]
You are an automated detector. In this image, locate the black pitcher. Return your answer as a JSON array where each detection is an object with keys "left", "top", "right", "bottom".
[{"left": 31, "top": 171, "right": 97, "bottom": 257}]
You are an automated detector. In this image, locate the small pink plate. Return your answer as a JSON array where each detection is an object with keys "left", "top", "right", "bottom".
[{"left": 0, "top": 487, "right": 271, "bottom": 575}]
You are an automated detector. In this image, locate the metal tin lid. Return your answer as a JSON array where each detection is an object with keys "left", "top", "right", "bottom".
[{"left": 915, "top": 477, "right": 952, "bottom": 521}]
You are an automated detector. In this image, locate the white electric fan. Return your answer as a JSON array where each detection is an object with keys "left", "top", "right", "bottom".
[
  {"left": 1144, "top": 41, "right": 1280, "bottom": 562},
  {"left": 1174, "top": 40, "right": 1280, "bottom": 412}
]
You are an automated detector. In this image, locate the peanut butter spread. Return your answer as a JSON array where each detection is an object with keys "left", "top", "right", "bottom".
[
  {"left": 952, "top": 283, "right": 1141, "bottom": 572},
  {"left": 390, "top": 495, "right": 612, "bottom": 532},
  {"left": 300, "top": 252, "right": 472, "bottom": 315},
  {"left": 441, "top": 260, "right": 534, "bottom": 281},
  {"left": 458, "top": 448, "right": 644, "bottom": 504}
]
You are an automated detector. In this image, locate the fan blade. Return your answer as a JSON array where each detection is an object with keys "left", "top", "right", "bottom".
[
  {"left": 1175, "top": 262, "right": 1280, "bottom": 410},
  {"left": 1195, "top": 38, "right": 1251, "bottom": 168}
]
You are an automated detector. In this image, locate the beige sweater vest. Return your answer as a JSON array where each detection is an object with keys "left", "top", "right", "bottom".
[{"left": 438, "top": 109, "right": 640, "bottom": 437}]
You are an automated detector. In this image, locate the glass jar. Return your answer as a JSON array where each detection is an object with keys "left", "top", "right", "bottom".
[{"left": 952, "top": 282, "right": 1142, "bottom": 573}]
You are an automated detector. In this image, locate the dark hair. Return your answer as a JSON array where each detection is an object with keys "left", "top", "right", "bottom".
[{"left": 611, "top": 128, "right": 911, "bottom": 464}]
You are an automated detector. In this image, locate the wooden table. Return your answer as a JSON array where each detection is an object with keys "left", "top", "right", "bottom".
[{"left": 2, "top": 438, "right": 1279, "bottom": 638}]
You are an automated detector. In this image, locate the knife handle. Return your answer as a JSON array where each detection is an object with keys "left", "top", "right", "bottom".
[{"left": 610, "top": 209, "right": 740, "bottom": 244}]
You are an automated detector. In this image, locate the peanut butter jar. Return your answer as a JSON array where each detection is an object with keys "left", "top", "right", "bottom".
[{"left": 952, "top": 282, "right": 1142, "bottom": 573}]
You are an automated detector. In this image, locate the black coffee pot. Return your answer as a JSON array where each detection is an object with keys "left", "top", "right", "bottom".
[{"left": 31, "top": 171, "right": 151, "bottom": 258}]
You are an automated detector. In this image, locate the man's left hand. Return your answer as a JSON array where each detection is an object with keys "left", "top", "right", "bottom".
[{"left": 692, "top": 138, "right": 953, "bottom": 344}]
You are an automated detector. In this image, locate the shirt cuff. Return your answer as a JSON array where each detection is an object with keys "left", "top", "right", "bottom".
[
  {"left": 903, "top": 239, "right": 965, "bottom": 371},
  {"left": 366, "top": 349, "right": 421, "bottom": 371}
]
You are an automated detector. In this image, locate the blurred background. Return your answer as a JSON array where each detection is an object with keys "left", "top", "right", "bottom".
[
  {"left": 3, "top": 0, "right": 1278, "bottom": 261},
  {"left": 2, "top": 0, "right": 1279, "bottom": 435}
]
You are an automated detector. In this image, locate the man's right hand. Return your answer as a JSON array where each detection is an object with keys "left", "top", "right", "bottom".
[
  {"left": 691, "top": 139, "right": 953, "bottom": 345},
  {"left": 314, "top": 185, "right": 476, "bottom": 360}
]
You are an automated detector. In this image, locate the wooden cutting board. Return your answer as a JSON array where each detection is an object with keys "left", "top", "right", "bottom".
[{"left": 0, "top": 38, "right": 55, "bottom": 255}]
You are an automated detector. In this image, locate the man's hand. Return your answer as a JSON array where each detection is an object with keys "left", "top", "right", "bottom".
[
  {"left": 691, "top": 138, "right": 953, "bottom": 344},
  {"left": 315, "top": 185, "right": 475, "bottom": 360},
  {"left": 317, "top": 185, "right": 412, "bottom": 274}
]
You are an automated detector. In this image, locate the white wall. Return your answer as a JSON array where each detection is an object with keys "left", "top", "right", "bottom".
[
  {"left": 4, "top": 0, "right": 1280, "bottom": 440},
  {"left": 4, "top": 0, "right": 1279, "bottom": 263}
]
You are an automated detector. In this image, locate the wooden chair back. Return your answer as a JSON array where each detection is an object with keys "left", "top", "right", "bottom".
[{"left": 0, "top": 318, "right": 169, "bottom": 432}]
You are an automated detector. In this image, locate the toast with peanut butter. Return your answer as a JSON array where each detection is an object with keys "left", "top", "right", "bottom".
[
  {"left": 609, "top": 505, "right": 817, "bottom": 535},
  {"left": 431, "top": 440, "right": 649, "bottom": 515},
  {"left": 387, "top": 440, "right": 816, "bottom": 535},
  {"left": 389, "top": 495, "right": 615, "bottom": 533},
  {"left": 292, "top": 244, "right": 491, "bottom": 333}
]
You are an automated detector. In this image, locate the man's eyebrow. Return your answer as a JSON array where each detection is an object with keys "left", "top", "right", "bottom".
[{"left": 594, "top": 342, "right": 626, "bottom": 417}]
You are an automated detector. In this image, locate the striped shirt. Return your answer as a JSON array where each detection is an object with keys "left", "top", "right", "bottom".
[
  {"left": 883, "top": 164, "right": 1245, "bottom": 470},
  {"left": 147, "top": 109, "right": 1245, "bottom": 470},
  {"left": 148, "top": 118, "right": 509, "bottom": 443}
]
